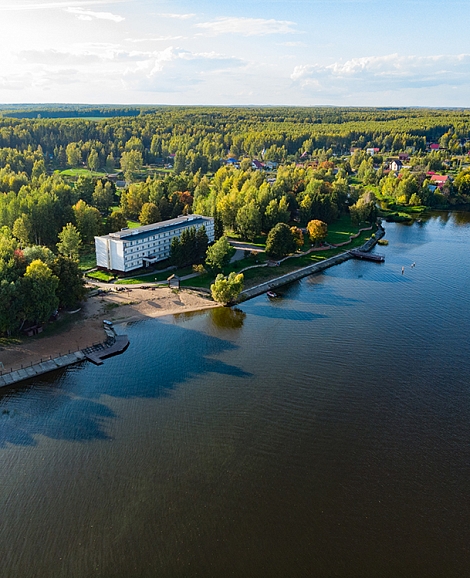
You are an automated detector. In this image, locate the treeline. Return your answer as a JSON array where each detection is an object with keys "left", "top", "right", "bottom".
[
  {"left": 1, "top": 108, "right": 470, "bottom": 174},
  {"left": 0, "top": 233, "right": 85, "bottom": 335}
]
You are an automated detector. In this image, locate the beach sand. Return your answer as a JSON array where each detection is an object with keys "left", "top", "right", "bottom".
[{"left": 0, "top": 287, "right": 220, "bottom": 373}]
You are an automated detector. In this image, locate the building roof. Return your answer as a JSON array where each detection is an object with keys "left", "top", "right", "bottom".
[
  {"left": 99, "top": 215, "right": 213, "bottom": 243},
  {"left": 430, "top": 174, "right": 450, "bottom": 183}
]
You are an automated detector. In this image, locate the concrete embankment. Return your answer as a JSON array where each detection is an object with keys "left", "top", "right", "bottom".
[
  {"left": 0, "top": 351, "right": 86, "bottom": 388},
  {"left": 239, "top": 224, "right": 385, "bottom": 302},
  {"left": 0, "top": 334, "right": 130, "bottom": 388}
]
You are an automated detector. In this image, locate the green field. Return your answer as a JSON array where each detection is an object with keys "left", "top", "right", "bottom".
[{"left": 59, "top": 168, "right": 107, "bottom": 178}]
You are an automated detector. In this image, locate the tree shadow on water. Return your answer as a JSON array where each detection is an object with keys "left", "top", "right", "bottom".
[
  {"left": 0, "top": 384, "right": 116, "bottom": 448},
  {"left": 90, "top": 321, "right": 252, "bottom": 400},
  {"left": 0, "top": 321, "right": 251, "bottom": 447}
]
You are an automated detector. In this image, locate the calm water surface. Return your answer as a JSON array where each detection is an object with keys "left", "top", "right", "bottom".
[{"left": 1, "top": 213, "right": 470, "bottom": 577}]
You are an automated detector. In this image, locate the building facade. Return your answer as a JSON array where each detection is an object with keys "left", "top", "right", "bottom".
[{"left": 95, "top": 215, "right": 214, "bottom": 273}]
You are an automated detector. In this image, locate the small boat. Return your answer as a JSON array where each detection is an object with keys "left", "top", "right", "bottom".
[{"left": 267, "top": 291, "right": 279, "bottom": 299}]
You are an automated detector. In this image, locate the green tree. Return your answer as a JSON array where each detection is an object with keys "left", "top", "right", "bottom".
[
  {"left": 12, "top": 215, "right": 31, "bottom": 248},
  {"left": 107, "top": 210, "right": 128, "bottom": 233},
  {"left": 105, "top": 153, "right": 115, "bottom": 172},
  {"left": 349, "top": 193, "right": 378, "bottom": 224},
  {"left": 51, "top": 255, "right": 86, "bottom": 309},
  {"left": 92, "top": 181, "right": 114, "bottom": 214},
  {"left": 23, "top": 245, "right": 55, "bottom": 266},
  {"left": 87, "top": 149, "right": 100, "bottom": 172},
  {"left": 236, "top": 200, "right": 262, "bottom": 241},
  {"left": 291, "top": 226, "right": 304, "bottom": 249},
  {"left": 169, "top": 226, "right": 207, "bottom": 267},
  {"left": 75, "top": 175, "right": 95, "bottom": 204},
  {"left": 307, "top": 219, "right": 328, "bottom": 245},
  {"left": 20, "top": 259, "right": 59, "bottom": 324},
  {"left": 205, "top": 236, "right": 232, "bottom": 271},
  {"left": 173, "top": 151, "right": 186, "bottom": 174},
  {"left": 73, "top": 200, "right": 102, "bottom": 244},
  {"left": 210, "top": 272, "right": 244, "bottom": 304},
  {"left": 57, "top": 223, "right": 82, "bottom": 260},
  {"left": 265, "top": 222, "right": 296, "bottom": 259},
  {"left": 66, "top": 142, "right": 82, "bottom": 167},
  {"left": 0, "top": 280, "right": 19, "bottom": 335},
  {"left": 120, "top": 150, "right": 143, "bottom": 182},
  {"left": 139, "top": 202, "right": 161, "bottom": 226}
]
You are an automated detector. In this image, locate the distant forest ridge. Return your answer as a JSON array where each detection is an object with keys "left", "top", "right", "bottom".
[
  {"left": 0, "top": 104, "right": 146, "bottom": 119},
  {"left": 1, "top": 107, "right": 470, "bottom": 159}
]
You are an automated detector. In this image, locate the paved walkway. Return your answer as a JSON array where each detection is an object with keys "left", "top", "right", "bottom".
[{"left": 239, "top": 224, "right": 385, "bottom": 302}]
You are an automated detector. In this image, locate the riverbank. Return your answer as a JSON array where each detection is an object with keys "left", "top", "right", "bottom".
[
  {"left": 0, "top": 224, "right": 382, "bottom": 378},
  {"left": 0, "top": 287, "right": 220, "bottom": 375}
]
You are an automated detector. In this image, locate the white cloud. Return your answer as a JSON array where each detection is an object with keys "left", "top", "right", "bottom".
[
  {"left": 291, "top": 53, "right": 470, "bottom": 94},
  {"left": 123, "top": 46, "right": 245, "bottom": 93},
  {"left": 125, "top": 36, "right": 186, "bottom": 43},
  {"left": 197, "top": 17, "right": 299, "bottom": 37},
  {"left": 19, "top": 48, "right": 101, "bottom": 65},
  {"left": 279, "top": 41, "right": 307, "bottom": 47},
  {"left": 153, "top": 13, "right": 196, "bottom": 20},
  {"left": 66, "top": 7, "right": 124, "bottom": 22},
  {"left": 0, "top": 1, "right": 115, "bottom": 11}
]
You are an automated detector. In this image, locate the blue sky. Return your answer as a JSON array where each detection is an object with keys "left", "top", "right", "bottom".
[{"left": 1, "top": 0, "right": 470, "bottom": 106}]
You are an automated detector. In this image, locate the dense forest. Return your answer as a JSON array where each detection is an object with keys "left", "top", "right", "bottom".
[{"left": 1, "top": 106, "right": 470, "bottom": 335}]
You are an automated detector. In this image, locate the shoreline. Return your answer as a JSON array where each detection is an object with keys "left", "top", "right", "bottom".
[
  {"left": 0, "top": 224, "right": 384, "bottom": 381},
  {"left": 0, "top": 287, "right": 221, "bottom": 376}
]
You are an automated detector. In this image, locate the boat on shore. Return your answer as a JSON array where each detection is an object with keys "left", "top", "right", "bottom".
[{"left": 267, "top": 291, "right": 279, "bottom": 298}]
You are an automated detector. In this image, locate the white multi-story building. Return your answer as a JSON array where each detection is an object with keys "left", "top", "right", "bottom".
[{"left": 95, "top": 215, "right": 214, "bottom": 273}]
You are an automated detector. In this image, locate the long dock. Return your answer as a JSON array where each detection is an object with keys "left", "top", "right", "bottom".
[
  {"left": 0, "top": 333, "right": 130, "bottom": 388},
  {"left": 0, "top": 351, "right": 86, "bottom": 388}
]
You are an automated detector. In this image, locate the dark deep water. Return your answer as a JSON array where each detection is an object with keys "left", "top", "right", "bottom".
[{"left": 1, "top": 213, "right": 470, "bottom": 577}]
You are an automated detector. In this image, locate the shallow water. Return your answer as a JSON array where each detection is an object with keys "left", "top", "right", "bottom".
[{"left": 1, "top": 213, "right": 469, "bottom": 577}]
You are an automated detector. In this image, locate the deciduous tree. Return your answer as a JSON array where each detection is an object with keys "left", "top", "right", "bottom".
[
  {"left": 307, "top": 219, "right": 328, "bottom": 245},
  {"left": 210, "top": 272, "right": 244, "bottom": 304},
  {"left": 57, "top": 223, "right": 82, "bottom": 260}
]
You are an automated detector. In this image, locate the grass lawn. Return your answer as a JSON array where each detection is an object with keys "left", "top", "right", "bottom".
[
  {"left": 180, "top": 274, "right": 213, "bottom": 289},
  {"left": 325, "top": 214, "right": 366, "bottom": 245},
  {"left": 79, "top": 251, "right": 97, "bottom": 271},
  {"left": 115, "top": 266, "right": 193, "bottom": 284},
  {"left": 226, "top": 233, "right": 267, "bottom": 247},
  {"left": 86, "top": 270, "right": 115, "bottom": 282},
  {"left": 127, "top": 220, "right": 141, "bottom": 229}
]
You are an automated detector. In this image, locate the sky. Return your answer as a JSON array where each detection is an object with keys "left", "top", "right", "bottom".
[{"left": 1, "top": 0, "right": 470, "bottom": 106}]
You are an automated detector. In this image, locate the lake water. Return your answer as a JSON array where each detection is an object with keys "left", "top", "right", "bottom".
[{"left": 1, "top": 213, "right": 470, "bottom": 577}]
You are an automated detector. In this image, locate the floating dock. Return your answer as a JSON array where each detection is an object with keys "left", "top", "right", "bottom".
[
  {"left": 349, "top": 249, "right": 385, "bottom": 262},
  {"left": 83, "top": 335, "right": 130, "bottom": 365}
]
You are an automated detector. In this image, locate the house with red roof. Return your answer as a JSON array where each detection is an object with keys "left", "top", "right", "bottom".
[{"left": 430, "top": 174, "right": 450, "bottom": 187}]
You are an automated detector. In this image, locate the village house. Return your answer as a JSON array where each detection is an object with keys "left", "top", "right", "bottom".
[{"left": 390, "top": 159, "right": 403, "bottom": 172}]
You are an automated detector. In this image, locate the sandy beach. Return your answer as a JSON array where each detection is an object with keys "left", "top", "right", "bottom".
[{"left": 0, "top": 286, "right": 220, "bottom": 373}]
